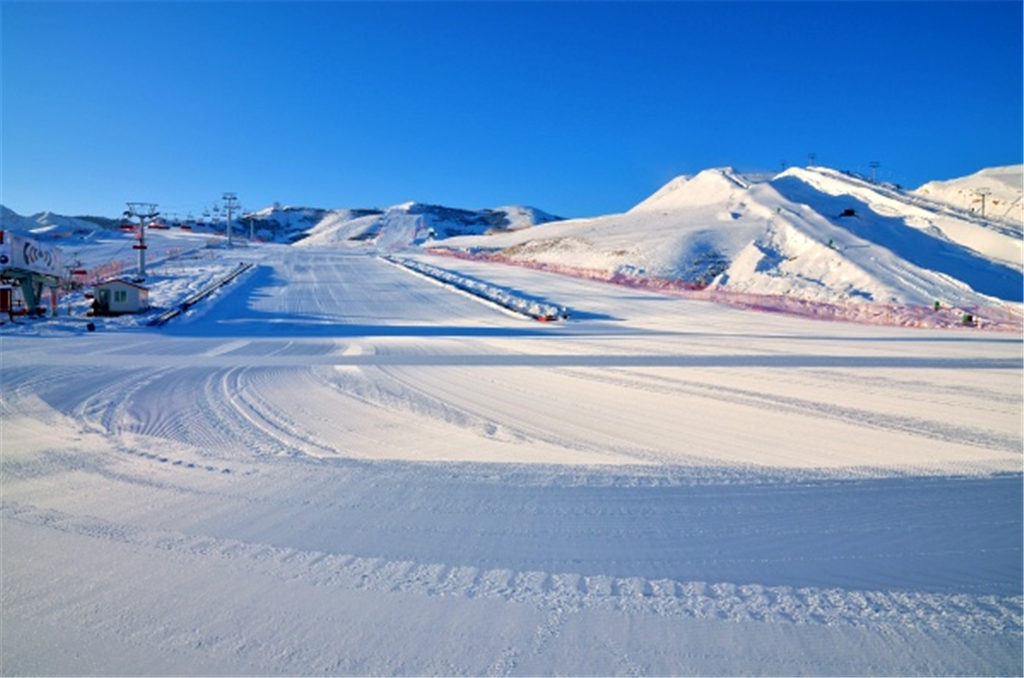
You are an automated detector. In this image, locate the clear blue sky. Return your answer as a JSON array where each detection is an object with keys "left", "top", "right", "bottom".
[{"left": 2, "top": 1, "right": 1021, "bottom": 219}]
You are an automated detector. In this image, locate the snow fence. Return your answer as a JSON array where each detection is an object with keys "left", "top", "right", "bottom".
[
  {"left": 384, "top": 256, "right": 569, "bottom": 321},
  {"left": 428, "top": 248, "right": 1023, "bottom": 332}
]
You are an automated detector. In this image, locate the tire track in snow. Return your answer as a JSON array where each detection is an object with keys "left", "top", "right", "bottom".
[
  {"left": 315, "top": 364, "right": 536, "bottom": 449},
  {"left": 556, "top": 364, "right": 1021, "bottom": 453},
  {"left": 217, "top": 366, "right": 341, "bottom": 457},
  {"left": 370, "top": 363, "right": 686, "bottom": 465},
  {"left": 19, "top": 362, "right": 272, "bottom": 471},
  {"left": 3, "top": 500, "right": 1019, "bottom": 639},
  {"left": 125, "top": 365, "right": 329, "bottom": 460}
]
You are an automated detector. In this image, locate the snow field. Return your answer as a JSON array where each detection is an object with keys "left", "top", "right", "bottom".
[{"left": 1, "top": 245, "right": 1021, "bottom": 675}]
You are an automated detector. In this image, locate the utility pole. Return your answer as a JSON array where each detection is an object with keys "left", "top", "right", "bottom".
[
  {"left": 869, "top": 161, "right": 880, "bottom": 183},
  {"left": 125, "top": 202, "right": 159, "bottom": 278},
  {"left": 223, "top": 192, "right": 238, "bottom": 247}
]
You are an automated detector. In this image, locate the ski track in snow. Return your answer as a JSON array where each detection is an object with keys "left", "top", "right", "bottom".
[
  {"left": 552, "top": 365, "right": 1021, "bottom": 454},
  {"left": 2, "top": 247, "right": 1022, "bottom": 676}
]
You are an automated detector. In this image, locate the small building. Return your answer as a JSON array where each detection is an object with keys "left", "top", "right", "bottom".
[{"left": 93, "top": 279, "right": 149, "bottom": 315}]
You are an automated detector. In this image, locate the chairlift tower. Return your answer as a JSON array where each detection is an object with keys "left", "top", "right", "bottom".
[
  {"left": 125, "top": 202, "right": 159, "bottom": 278},
  {"left": 808, "top": 152, "right": 816, "bottom": 167},
  {"left": 975, "top": 188, "right": 991, "bottom": 218},
  {"left": 869, "top": 161, "right": 880, "bottom": 183},
  {"left": 223, "top": 193, "right": 238, "bottom": 247}
]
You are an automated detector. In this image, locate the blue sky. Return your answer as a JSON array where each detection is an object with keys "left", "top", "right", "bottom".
[{"left": 2, "top": 1, "right": 1021, "bottom": 219}]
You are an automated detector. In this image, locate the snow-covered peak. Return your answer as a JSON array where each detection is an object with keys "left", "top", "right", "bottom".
[
  {"left": 628, "top": 175, "right": 691, "bottom": 212},
  {"left": 629, "top": 168, "right": 760, "bottom": 212},
  {"left": 388, "top": 201, "right": 419, "bottom": 212}
]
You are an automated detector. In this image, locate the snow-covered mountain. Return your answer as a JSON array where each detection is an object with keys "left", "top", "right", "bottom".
[
  {"left": 0, "top": 202, "right": 562, "bottom": 248},
  {"left": 436, "top": 166, "right": 1024, "bottom": 307},
  {"left": 0, "top": 205, "right": 112, "bottom": 238},
  {"left": 290, "top": 202, "right": 561, "bottom": 248},
  {"left": 914, "top": 165, "right": 1023, "bottom": 224},
  {"left": 240, "top": 203, "right": 561, "bottom": 246},
  {"left": 4, "top": 164, "right": 1021, "bottom": 311}
]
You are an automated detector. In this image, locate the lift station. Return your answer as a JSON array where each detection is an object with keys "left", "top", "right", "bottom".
[{"left": 0, "top": 230, "right": 63, "bottom": 316}]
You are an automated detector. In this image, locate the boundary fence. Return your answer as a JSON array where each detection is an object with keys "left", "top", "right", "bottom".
[{"left": 428, "top": 248, "right": 1023, "bottom": 333}]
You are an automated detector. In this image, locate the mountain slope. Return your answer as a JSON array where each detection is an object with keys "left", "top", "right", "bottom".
[
  {"left": 914, "top": 164, "right": 1023, "bottom": 225},
  {"left": 293, "top": 202, "right": 562, "bottom": 249},
  {"left": 0, "top": 205, "right": 111, "bottom": 238},
  {"left": 437, "top": 167, "right": 1024, "bottom": 307}
]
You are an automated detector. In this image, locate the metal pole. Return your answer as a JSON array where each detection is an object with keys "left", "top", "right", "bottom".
[
  {"left": 139, "top": 212, "right": 147, "bottom": 276},
  {"left": 976, "top": 188, "right": 991, "bottom": 218},
  {"left": 223, "top": 193, "right": 237, "bottom": 247},
  {"left": 126, "top": 202, "right": 158, "bottom": 278}
]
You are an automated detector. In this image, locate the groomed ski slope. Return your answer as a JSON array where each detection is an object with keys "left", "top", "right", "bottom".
[{"left": 1, "top": 245, "right": 1021, "bottom": 676}]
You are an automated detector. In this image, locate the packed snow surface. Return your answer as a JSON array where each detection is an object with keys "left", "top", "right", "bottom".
[{"left": 2, "top": 234, "right": 1021, "bottom": 675}]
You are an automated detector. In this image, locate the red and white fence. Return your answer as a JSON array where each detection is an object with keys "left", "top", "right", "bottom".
[{"left": 428, "top": 248, "right": 1024, "bottom": 333}]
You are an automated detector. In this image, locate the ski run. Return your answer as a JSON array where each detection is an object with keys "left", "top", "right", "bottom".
[{"left": 1, "top": 165, "right": 1022, "bottom": 676}]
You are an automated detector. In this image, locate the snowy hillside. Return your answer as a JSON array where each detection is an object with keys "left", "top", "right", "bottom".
[
  {"left": 1, "top": 201, "right": 562, "bottom": 250},
  {"left": 241, "top": 205, "right": 336, "bottom": 242},
  {"left": 0, "top": 205, "right": 111, "bottom": 238},
  {"left": 436, "top": 166, "right": 1024, "bottom": 309},
  {"left": 292, "top": 202, "right": 561, "bottom": 249},
  {"left": 915, "top": 164, "right": 1023, "bottom": 224}
]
